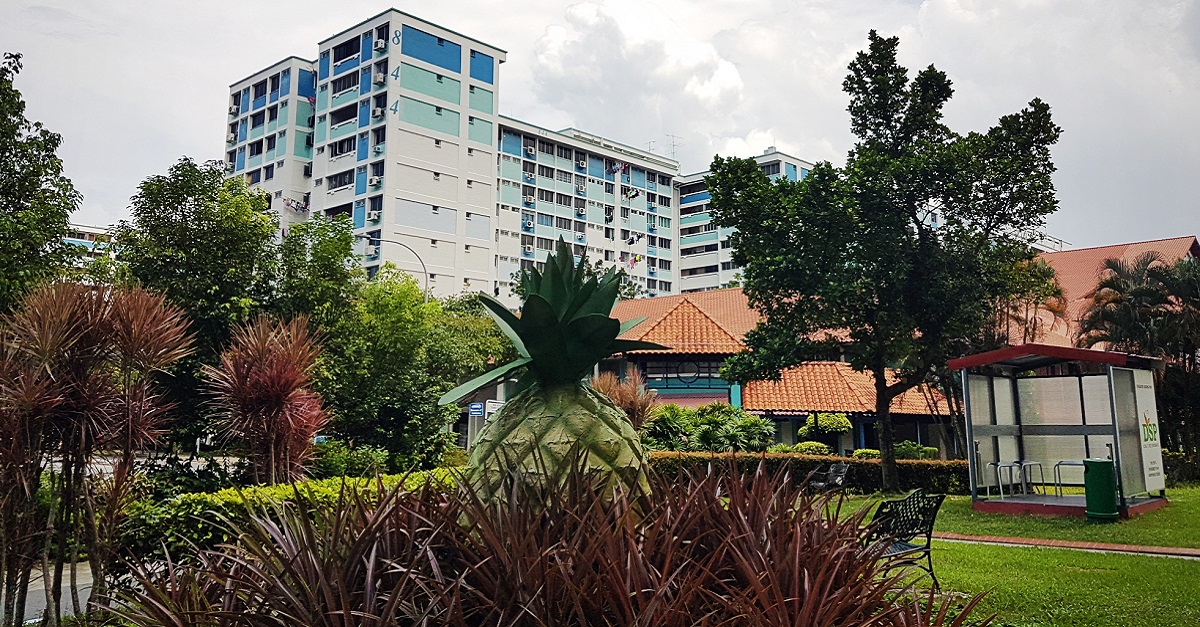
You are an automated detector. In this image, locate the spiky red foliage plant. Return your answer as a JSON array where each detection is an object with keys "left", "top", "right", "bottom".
[
  {"left": 205, "top": 316, "right": 328, "bottom": 484},
  {"left": 112, "top": 459, "right": 990, "bottom": 627},
  {"left": 589, "top": 364, "right": 658, "bottom": 429}
]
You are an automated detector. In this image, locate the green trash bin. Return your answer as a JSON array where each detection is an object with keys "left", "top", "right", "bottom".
[{"left": 1084, "top": 458, "right": 1119, "bottom": 523}]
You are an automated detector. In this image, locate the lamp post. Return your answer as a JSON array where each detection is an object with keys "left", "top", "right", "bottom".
[{"left": 356, "top": 234, "right": 430, "bottom": 301}]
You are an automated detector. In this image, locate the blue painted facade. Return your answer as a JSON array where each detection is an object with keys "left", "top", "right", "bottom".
[
  {"left": 235, "top": 147, "right": 245, "bottom": 171},
  {"left": 357, "top": 133, "right": 369, "bottom": 160},
  {"left": 355, "top": 167, "right": 367, "bottom": 195},
  {"left": 360, "top": 67, "right": 372, "bottom": 95},
  {"left": 280, "top": 70, "right": 291, "bottom": 97},
  {"left": 353, "top": 202, "right": 366, "bottom": 229},
  {"left": 500, "top": 130, "right": 522, "bottom": 156},
  {"left": 785, "top": 162, "right": 797, "bottom": 181},
  {"left": 298, "top": 70, "right": 316, "bottom": 98},
  {"left": 401, "top": 25, "right": 462, "bottom": 73},
  {"left": 360, "top": 32, "right": 374, "bottom": 62},
  {"left": 358, "top": 99, "right": 370, "bottom": 127},
  {"left": 469, "top": 50, "right": 494, "bottom": 83},
  {"left": 319, "top": 54, "right": 330, "bottom": 80},
  {"left": 681, "top": 191, "right": 710, "bottom": 205},
  {"left": 333, "top": 56, "right": 359, "bottom": 76}
]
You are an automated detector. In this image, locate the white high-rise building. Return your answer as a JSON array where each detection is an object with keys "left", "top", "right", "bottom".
[{"left": 675, "top": 148, "right": 813, "bottom": 293}]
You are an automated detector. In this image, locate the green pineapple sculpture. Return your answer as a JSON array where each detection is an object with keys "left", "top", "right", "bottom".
[{"left": 440, "top": 238, "right": 667, "bottom": 501}]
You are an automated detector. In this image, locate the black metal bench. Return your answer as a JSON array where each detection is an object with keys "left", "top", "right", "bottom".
[
  {"left": 867, "top": 489, "right": 946, "bottom": 590},
  {"left": 809, "top": 462, "right": 849, "bottom": 492}
]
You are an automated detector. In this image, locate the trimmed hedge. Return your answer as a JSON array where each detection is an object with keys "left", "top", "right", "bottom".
[
  {"left": 121, "top": 470, "right": 457, "bottom": 560},
  {"left": 647, "top": 451, "right": 970, "bottom": 495}
]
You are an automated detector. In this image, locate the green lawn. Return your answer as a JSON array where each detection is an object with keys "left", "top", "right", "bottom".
[
  {"left": 934, "top": 541, "right": 1200, "bottom": 627},
  {"left": 841, "top": 485, "right": 1200, "bottom": 549}
]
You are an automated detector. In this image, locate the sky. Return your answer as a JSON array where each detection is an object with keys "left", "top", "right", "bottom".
[{"left": 3, "top": 0, "right": 1197, "bottom": 248}]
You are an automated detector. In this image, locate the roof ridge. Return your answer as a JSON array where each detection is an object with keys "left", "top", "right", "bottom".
[
  {"left": 690, "top": 289, "right": 752, "bottom": 340},
  {"left": 1041, "top": 235, "right": 1198, "bottom": 256},
  {"left": 639, "top": 298, "right": 743, "bottom": 347},
  {"left": 620, "top": 293, "right": 685, "bottom": 339}
]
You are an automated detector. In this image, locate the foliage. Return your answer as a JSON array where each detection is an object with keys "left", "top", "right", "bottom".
[
  {"left": 439, "top": 445, "right": 469, "bottom": 468},
  {"left": 443, "top": 238, "right": 665, "bottom": 504},
  {"left": 0, "top": 53, "right": 81, "bottom": 314},
  {"left": 793, "top": 441, "right": 836, "bottom": 456},
  {"left": 112, "top": 461, "right": 984, "bottom": 627},
  {"left": 273, "top": 214, "right": 361, "bottom": 324},
  {"left": 642, "top": 403, "right": 777, "bottom": 453},
  {"left": 895, "top": 440, "right": 940, "bottom": 460},
  {"left": 588, "top": 365, "right": 659, "bottom": 428},
  {"left": 204, "top": 316, "right": 327, "bottom": 484},
  {"left": 112, "top": 158, "right": 279, "bottom": 444},
  {"left": 797, "top": 411, "right": 853, "bottom": 439},
  {"left": 510, "top": 255, "right": 645, "bottom": 300},
  {"left": 648, "top": 452, "right": 969, "bottom": 495},
  {"left": 138, "top": 454, "right": 241, "bottom": 501},
  {"left": 1163, "top": 450, "right": 1200, "bottom": 485},
  {"left": 854, "top": 448, "right": 882, "bottom": 459},
  {"left": 310, "top": 439, "right": 390, "bottom": 479},
  {"left": 982, "top": 257, "right": 1067, "bottom": 347},
  {"left": 708, "top": 31, "right": 1061, "bottom": 491},
  {"left": 0, "top": 283, "right": 191, "bottom": 625}
]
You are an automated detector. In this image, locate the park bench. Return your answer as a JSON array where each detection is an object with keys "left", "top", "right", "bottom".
[
  {"left": 809, "top": 462, "right": 850, "bottom": 492},
  {"left": 867, "top": 489, "right": 946, "bottom": 590}
]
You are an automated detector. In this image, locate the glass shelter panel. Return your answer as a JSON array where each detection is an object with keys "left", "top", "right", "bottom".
[{"left": 1112, "top": 368, "right": 1146, "bottom": 497}]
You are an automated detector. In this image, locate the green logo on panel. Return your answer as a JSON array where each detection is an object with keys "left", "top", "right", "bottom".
[{"left": 1141, "top": 411, "right": 1158, "bottom": 443}]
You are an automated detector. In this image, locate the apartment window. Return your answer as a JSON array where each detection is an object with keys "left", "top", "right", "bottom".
[
  {"left": 555, "top": 217, "right": 571, "bottom": 229},
  {"left": 659, "top": 260, "right": 671, "bottom": 270},
  {"left": 761, "top": 162, "right": 781, "bottom": 176},
  {"left": 370, "top": 161, "right": 384, "bottom": 176},
  {"left": 264, "top": 136, "right": 276, "bottom": 152},
  {"left": 660, "top": 281, "right": 672, "bottom": 291},
  {"left": 327, "top": 169, "right": 354, "bottom": 189},
  {"left": 537, "top": 213, "right": 553, "bottom": 226},
  {"left": 647, "top": 279, "right": 658, "bottom": 290},
  {"left": 373, "top": 93, "right": 387, "bottom": 110},
  {"left": 620, "top": 229, "right": 630, "bottom": 241},
  {"left": 332, "top": 38, "right": 358, "bottom": 63},
  {"left": 267, "top": 105, "right": 278, "bottom": 122},
  {"left": 252, "top": 80, "right": 267, "bottom": 99},
  {"left": 537, "top": 140, "right": 554, "bottom": 154},
  {"left": 604, "top": 227, "right": 614, "bottom": 239},
  {"left": 369, "top": 195, "right": 383, "bottom": 213},
  {"left": 372, "top": 126, "right": 386, "bottom": 145},
  {"left": 721, "top": 261, "right": 741, "bottom": 271},
  {"left": 374, "top": 58, "right": 389, "bottom": 76},
  {"left": 658, "top": 216, "right": 671, "bottom": 227},
  {"left": 263, "top": 164, "right": 274, "bottom": 180},
  {"left": 659, "top": 174, "right": 672, "bottom": 185},
  {"left": 329, "top": 137, "right": 355, "bottom": 157},
  {"left": 658, "top": 194, "right": 671, "bottom": 207},
  {"left": 556, "top": 193, "right": 571, "bottom": 206},
  {"left": 682, "top": 265, "right": 719, "bottom": 277},
  {"left": 375, "top": 22, "right": 390, "bottom": 42},
  {"left": 575, "top": 174, "right": 587, "bottom": 186},
  {"left": 537, "top": 189, "right": 554, "bottom": 202},
  {"left": 330, "top": 104, "right": 356, "bottom": 126},
  {"left": 680, "top": 203, "right": 707, "bottom": 216},
  {"left": 536, "top": 237, "right": 554, "bottom": 251},
  {"left": 331, "top": 71, "right": 359, "bottom": 94},
  {"left": 679, "top": 181, "right": 706, "bottom": 196},
  {"left": 604, "top": 182, "right": 615, "bottom": 194},
  {"left": 659, "top": 238, "right": 672, "bottom": 249},
  {"left": 226, "top": 150, "right": 236, "bottom": 165},
  {"left": 604, "top": 250, "right": 615, "bottom": 261},
  {"left": 573, "top": 221, "right": 586, "bottom": 233},
  {"left": 621, "top": 207, "right": 630, "bottom": 219},
  {"left": 720, "top": 240, "right": 732, "bottom": 249},
  {"left": 248, "top": 140, "right": 263, "bottom": 157},
  {"left": 247, "top": 169, "right": 261, "bottom": 184},
  {"left": 555, "top": 170, "right": 572, "bottom": 183},
  {"left": 682, "top": 244, "right": 718, "bottom": 256},
  {"left": 575, "top": 151, "right": 588, "bottom": 164},
  {"left": 521, "top": 234, "right": 534, "bottom": 247},
  {"left": 556, "top": 146, "right": 571, "bottom": 159},
  {"left": 537, "top": 165, "right": 554, "bottom": 178},
  {"left": 250, "top": 112, "right": 265, "bottom": 128}
]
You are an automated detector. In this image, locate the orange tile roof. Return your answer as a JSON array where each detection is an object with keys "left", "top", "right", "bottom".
[
  {"left": 612, "top": 288, "right": 760, "bottom": 354},
  {"left": 742, "top": 361, "right": 950, "bottom": 416},
  {"left": 1038, "top": 236, "right": 1199, "bottom": 346}
]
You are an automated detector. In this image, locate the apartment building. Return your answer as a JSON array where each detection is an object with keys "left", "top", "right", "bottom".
[
  {"left": 226, "top": 57, "right": 318, "bottom": 231},
  {"left": 675, "top": 148, "right": 813, "bottom": 293},
  {"left": 64, "top": 223, "right": 112, "bottom": 262},
  {"left": 494, "top": 117, "right": 679, "bottom": 307}
]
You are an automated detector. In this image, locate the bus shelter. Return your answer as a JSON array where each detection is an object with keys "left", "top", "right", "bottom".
[{"left": 947, "top": 344, "right": 1168, "bottom": 518}]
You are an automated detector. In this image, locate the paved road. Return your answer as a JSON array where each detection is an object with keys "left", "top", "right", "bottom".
[{"left": 23, "top": 563, "right": 93, "bottom": 624}]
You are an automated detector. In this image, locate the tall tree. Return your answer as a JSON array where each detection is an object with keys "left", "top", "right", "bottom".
[
  {"left": 112, "top": 158, "right": 278, "bottom": 441},
  {"left": 1076, "top": 252, "right": 1168, "bottom": 353},
  {"left": 273, "top": 214, "right": 361, "bottom": 324},
  {"left": 0, "top": 53, "right": 81, "bottom": 313},
  {"left": 710, "top": 31, "right": 1061, "bottom": 489}
]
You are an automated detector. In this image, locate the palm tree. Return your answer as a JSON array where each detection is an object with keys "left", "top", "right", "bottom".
[{"left": 1077, "top": 252, "right": 1169, "bottom": 354}]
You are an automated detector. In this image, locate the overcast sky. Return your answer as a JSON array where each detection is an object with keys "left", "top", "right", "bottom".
[{"left": 4, "top": 0, "right": 1197, "bottom": 248}]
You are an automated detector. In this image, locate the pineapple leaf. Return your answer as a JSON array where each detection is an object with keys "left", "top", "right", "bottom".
[
  {"left": 439, "top": 356, "right": 532, "bottom": 405},
  {"left": 519, "top": 293, "right": 575, "bottom": 382},
  {"left": 619, "top": 317, "right": 648, "bottom": 335},
  {"left": 608, "top": 339, "right": 671, "bottom": 354},
  {"left": 565, "top": 314, "right": 622, "bottom": 370},
  {"left": 478, "top": 293, "right": 530, "bottom": 359}
]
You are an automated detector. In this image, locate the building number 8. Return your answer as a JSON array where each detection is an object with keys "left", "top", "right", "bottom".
[{"left": 392, "top": 30, "right": 402, "bottom": 45}]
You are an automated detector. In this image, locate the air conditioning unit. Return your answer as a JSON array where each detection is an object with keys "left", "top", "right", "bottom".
[
  {"left": 373, "top": 39, "right": 387, "bottom": 52},
  {"left": 364, "top": 245, "right": 379, "bottom": 256},
  {"left": 578, "top": 160, "right": 587, "bottom": 168},
  {"left": 523, "top": 244, "right": 534, "bottom": 253},
  {"left": 373, "top": 144, "right": 384, "bottom": 154},
  {"left": 575, "top": 233, "right": 585, "bottom": 241},
  {"left": 648, "top": 224, "right": 657, "bottom": 232},
  {"left": 523, "top": 172, "right": 535, "bottom": 182},
  {"left": 373, "top": 73, "right": 386, "bottom": 85},
  {"left": 228, "top": 105, "right": 239, "bottom": 116},
  {"left": 523, "top": 195, "right": 535, "bottom": 204},
  {"left": 302, "top": 163, "right": 312, "bottom": 177},
  {"left": 576, "top": 208, "right": 586, "bottom": 216},
  {"left": 368, "top": 176, "right": 382, "bottom": 187},
  {"left": 225, "top": 162, "right": 236, "bottom": 173},
  {"left": 226, "top": 132, "right": 237, "bottom": 143},
  {"left": 524, "top": 146, "right": 535, "bottom": 155},
  {"left": 576, "top": 184, "right": 586, "bottom": 193},
  {"left": 523, "top": 220, "right": 534, "bottom": 228},
  {"left": 366, "top": 209, "right": 381, "bottom": 221},
  {"left": 371, "top": 107, "right": 385, "bottom": 118},
  {"left": 647, "top": 201, "right": 656, "bottom": 209}
]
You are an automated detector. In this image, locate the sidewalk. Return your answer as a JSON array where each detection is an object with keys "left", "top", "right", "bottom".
[{"left": 934, "top": 531, "right": 1200, "bottom": 559}]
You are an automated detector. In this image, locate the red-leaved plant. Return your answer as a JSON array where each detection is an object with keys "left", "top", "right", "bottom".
[
  {"left": 111, "top": 458, "right": 989, "bottom": 627},
  {"left": 205, "top": 316, "right": 327, "bottom": 484}
]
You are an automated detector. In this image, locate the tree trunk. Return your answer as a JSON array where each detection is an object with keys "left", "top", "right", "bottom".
[{"left": 873, "top": 366, "right": 899, "bottom": 492}]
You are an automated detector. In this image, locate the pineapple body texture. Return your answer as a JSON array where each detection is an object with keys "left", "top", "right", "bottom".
[{"left": 466, "top": 382, "right": 650, "bottom": 500}]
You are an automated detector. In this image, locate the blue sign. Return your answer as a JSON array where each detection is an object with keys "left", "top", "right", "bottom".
[{"left": 468, "top": 402, "right": 485, "bottom": 417}]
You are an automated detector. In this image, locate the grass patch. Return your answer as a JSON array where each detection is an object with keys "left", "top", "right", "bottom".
[
  {"left": 934, "top": 541, "right": 1200, "bottom": 627},
  {"left": 841, "top": 485, "right": 1200, "bottom": 549}
]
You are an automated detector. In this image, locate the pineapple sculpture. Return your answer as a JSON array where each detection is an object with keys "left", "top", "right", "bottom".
[{"left": 440, "top": 238, "right": 667, "bottom": 501}]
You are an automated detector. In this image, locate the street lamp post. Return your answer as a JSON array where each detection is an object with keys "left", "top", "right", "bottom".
[{"left": 356, "top": 234, "right": 430, "bottom": 301}]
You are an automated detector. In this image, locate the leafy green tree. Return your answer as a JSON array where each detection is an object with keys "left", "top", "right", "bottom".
[
  {"left": 273, "top": 213, "right": 361, "bottom": 324},
  {"left": 709, "top": 31, "right": 1062, "bottom": 490},
  {"left": 0, "top": 52, "right": 81, "bottom": 312},
  {"left": 112, "top": 158, "right": 279, "bottom": 441},
  {"left": 1077, "top": 252, "right": 1167, "bottom": 353}
]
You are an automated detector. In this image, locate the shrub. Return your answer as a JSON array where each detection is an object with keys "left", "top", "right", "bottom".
[
  {"left": 766, "top": 443, "right": 793, "bottom": 453},
  {"left": 796, "top": 412, "right": 853, "bottom": 439},
  {"left": 853, "top": 448, "right": 881, "bottom": 459},
  {"left": 111, "top": 461, "right": 983, "bottom": 627},
  {"left": 793, "top": 441, "right": 834, "bottom": 456},
  {"left": 440, "top": 445, "right": 469, "bottom": 467},
  {"left": 644, "top": 403, "right": 777, "bottom": 453},
  {"left": 648, "top": 451, "right": 969, "bottom": 495},
  {"left": 641, "top": 404, "right": 692, "bottom": 451},
  {"left": 1164, "top": 450, "right": 1200, "bottom": 485}
]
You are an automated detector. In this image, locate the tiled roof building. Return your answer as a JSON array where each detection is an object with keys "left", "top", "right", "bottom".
[{"left": 1037, "top": 236, "right": 1199, "bottom": 346}]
